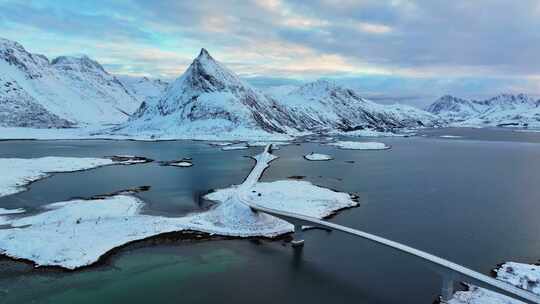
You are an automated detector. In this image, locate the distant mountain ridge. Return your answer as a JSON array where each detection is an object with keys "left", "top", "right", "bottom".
[
  {"left": 0, "top": 37, "right": 167, "bottom": 128},
  {"left": 427, "top": 94, "right": 540, "bottom": 127},
  {"left": 280, "top": 79, "right": 438, "bottom": 131}
]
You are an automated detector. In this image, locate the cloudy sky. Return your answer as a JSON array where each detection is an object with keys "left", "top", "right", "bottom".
[{"left": 1, "top": 0, "right": 539, "bottom": 106}]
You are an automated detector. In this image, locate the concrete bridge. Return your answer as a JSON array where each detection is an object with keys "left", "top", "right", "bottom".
[
  {"left": 242, "top": 145, "right": 540, "bottom": 303},
  {"left": 249, "top": 202, "right": 540, "bottom": 303}
]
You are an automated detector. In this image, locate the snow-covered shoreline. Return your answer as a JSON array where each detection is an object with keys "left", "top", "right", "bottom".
[
  {"left": 0, "top": 145, "right": 358, "bottom": 269},
  {"left": 448, "top": 262, "right": 540, "bottom": 303},
  {"left": 0, "top": 156, "right": 151, "bottom": 198}
]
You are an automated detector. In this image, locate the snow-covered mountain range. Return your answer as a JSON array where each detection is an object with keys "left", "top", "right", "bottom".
[
  {"left": 0, "top": 38, "right": 167, "bottom": 128},
  {"left": 3, "top": 37, "right": 539, "bottom": 137},
  {"left": 117, "top": 49, "right": 438, "bottom": 139},
  {"left": 427, "top": 94, "right": 540, "bottom": 127}
]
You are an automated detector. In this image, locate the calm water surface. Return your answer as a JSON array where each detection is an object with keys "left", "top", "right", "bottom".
[{"left": 1, "top": 128, "right": 540, "bottom": 303}]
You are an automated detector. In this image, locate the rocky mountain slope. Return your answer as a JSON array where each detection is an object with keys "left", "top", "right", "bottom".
[
  {"left": 0, "top": 38, "right": 164, "bottom": 128},
  {"left": 279, "top": 79, "right": 438, "bottom": 132},
  {"left": 427, "top": 94, "right": 540, "bottom": 127},
  {"left": 118, "top": 49, "right": 438, "bottom": 139},
  {"left": 118, "top": 49, "right": 301, "bottom": 138}
]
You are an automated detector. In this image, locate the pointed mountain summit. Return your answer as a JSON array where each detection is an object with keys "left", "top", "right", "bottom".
[{"left": 123, "top": 49, "right": 299, "bottom": 139}]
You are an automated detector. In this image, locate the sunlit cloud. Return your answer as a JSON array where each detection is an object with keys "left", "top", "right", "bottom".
[{"left": 0, "top": 0, "right": 538, "bottom": 103}]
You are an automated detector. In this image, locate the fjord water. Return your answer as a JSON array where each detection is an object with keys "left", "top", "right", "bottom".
[{"left": 1, "top": 129, "right": 540, "bottom": 303}]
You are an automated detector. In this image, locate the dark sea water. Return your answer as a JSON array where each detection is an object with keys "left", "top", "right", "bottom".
[{"left": 1, "top": 128, "right": 540, "bottom": 303}]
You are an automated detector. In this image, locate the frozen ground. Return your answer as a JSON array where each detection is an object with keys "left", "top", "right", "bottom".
[
  {"left": 0, "top": 156, "right": 146, "bottom": 198},
  {"left": 0, "top": 145, "right": 357, "bottom": 269},
  {"left": 449, "top": 285, "right": 526, "bottom": 304},
  {"left": 449, "top": 262, "right": 540, "bottom": 304},
  {"left": 496, "top": 262, "right": 540, "bottom": 295},
  {"left": 327, "top": 141, "right": 390, "bottom": 150}
]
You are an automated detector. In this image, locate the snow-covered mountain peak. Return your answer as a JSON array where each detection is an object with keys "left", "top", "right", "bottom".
[
  {"left": 0, "top": 37, "right": 49, "bottom": 79},
  {"left": 0, "top": 38, "right": 25, "bottom": 53},
  {"left": 52, "top": 55, "right": 107, "bottom": 74},
  {"left": 291, "top": 79, "right": 361, "bottom": 101},
  {"left": 176, "top": 48, "right": 244, "bottom": 93},
  {"left": 426, "top": 95, "right": 475, "bottom": 114}
]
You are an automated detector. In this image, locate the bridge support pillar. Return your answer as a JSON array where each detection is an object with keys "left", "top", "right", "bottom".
[
  {"left": 291, "top": 224, "right": 305, "bottom": 247},
  {"left": 440, "top": 276, "right": 455, "bottom": 303}
]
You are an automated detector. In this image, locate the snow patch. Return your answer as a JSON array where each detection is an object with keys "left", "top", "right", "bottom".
[
  {"left": 304, "top": 153, "right": 333, "bottom": 161},
  {"left": 327, "top": 141, "right": 390, "bottom": 150},
  {"left": 221, "top": 143, "right": 249, "bottom": 151},
  {"left": 449, "top": 262, "right": 540, "bottom": 303},
  {"left": 448, "top": 284, "right": 525, "bottom": 304}
]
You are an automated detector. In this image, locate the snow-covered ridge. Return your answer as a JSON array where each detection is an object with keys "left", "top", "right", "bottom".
[
  {"left": 427, "top": 94, "right": 540, "bottom": 128},
  {"left": 0, "top": 37, "right": 166, "bottom": 128}
]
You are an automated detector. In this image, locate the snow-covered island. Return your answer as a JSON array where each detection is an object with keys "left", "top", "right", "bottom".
[
  {"left": 164, "top": 161, "right": 193, "bottom": 167},
  {"left": 0, "top": 156, "right": 151, "bottom": 198},
  {"left": 221, "top": 143, "right": 249, "bottom": 151},
  {"left": 0, "top": 145, "right": 358, "bottom": 269},
  {"left": 327, "top": 141, "right": 390, "bottom": 150},
  {"left": 304, "top": 153, "right": 333, "bottom": 161}
]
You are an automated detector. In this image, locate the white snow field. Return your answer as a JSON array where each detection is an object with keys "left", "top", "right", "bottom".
[
  {"left": 449, "top": 285, "right": 526, "bottom": 304},
  {"left": 496, "top": 262, "right": 540, "bottom": 295},
  {"left": 327, "top": 141, "right": 390, "bottom": 150},
  {"left": 0, "top": 208, "right": 25, "bottom": 225},
  {"left": 0, "top": 145, "right": 357, "bottom": 269},
  {"left": 0, "top": 156, "right": 148, "bottom": 198},
  {"left": 304, "top": 153, "right": 333, "bottom": 161},
  {"left": 449, "top": 262, "right": 540, "bottom": 303},
  {"left": 221, "top": 143, "right": 249, "bottom": 151},
  {"left": 440, "top": 135, "right": 464, "bottom": 139}
]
